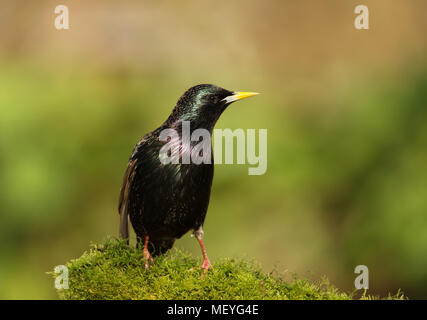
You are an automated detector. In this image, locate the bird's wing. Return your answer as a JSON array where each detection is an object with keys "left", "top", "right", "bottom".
[{"left": 118, "top": 157, "right": 138, "bottom": 241}]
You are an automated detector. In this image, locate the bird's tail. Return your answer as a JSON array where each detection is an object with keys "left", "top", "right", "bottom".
[{"left": 119, "top": 209, "right": 129, "bottom": 244}]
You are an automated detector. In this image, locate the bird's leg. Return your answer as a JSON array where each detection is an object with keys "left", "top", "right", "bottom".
[
  {"left": 194, "top": 226, "right": 211, "bottom": 278},
  {"left": 143, "top": 235, "right": 154, "bottom": 270}
]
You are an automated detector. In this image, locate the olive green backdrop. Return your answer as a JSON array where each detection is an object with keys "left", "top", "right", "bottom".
[{"left": 0, "top": 0, "right": 426, "bottom": 299}]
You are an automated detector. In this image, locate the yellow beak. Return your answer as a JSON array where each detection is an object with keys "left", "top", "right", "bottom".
[
  {"left": 222, "top": 91, "right": 260, "bottom": 103},
  {"left": 233, "top": 91, "right": 260, "bottom": 100}
]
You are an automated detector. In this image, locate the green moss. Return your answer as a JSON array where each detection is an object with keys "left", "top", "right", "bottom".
[{"left": 50, "top": 238, "right": 405, "bottom": 300}]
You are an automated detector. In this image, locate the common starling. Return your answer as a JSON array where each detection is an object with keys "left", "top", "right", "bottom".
[{"left": 118, "top": 84, "right": 259, "bottom": 275}]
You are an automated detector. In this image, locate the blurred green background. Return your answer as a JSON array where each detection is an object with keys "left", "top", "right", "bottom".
[{"left": 0, "top": 0, "right": 426, "bottom": 299}]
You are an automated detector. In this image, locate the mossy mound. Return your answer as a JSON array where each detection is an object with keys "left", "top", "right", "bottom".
[{"left": 51, "top": 239, "right": 404, "bottom": 300}]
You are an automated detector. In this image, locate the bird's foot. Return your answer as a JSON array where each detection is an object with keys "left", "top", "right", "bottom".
[
  {"left": 142, "top": 235, "right": 154, "bottom": 270},
  {"left": 200, "top": 258, "right": 211, "bottom": 279},
  {"left": 143, "top": 249, "right": 154, "bottom": 270}
]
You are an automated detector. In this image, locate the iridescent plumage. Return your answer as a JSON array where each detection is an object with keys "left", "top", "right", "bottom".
[{"left": 118, "top": 84, "right": 258, "bottom": 274}]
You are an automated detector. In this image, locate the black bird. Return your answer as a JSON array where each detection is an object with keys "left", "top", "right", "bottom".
[{"left": 118, "top": 84, "right": 258, "bottom": 275}]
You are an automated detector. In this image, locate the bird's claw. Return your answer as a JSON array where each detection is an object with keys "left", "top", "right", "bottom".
[
  {"left": 143, "top": 251, "right": 154, "bottom": 270},
  {"left": 144, "top": 259, "right": 154, "bottom": 271},
  {"left": 200, "top": 259, "right": 211, "bottom": 279}
]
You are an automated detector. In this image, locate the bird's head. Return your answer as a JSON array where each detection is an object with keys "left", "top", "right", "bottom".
[{"left": 167, "top": 84, "right": 259, "bottom": 131}]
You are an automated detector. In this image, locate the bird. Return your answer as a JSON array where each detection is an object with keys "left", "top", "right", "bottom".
[{"left": 118, "top": 84, "right": 259, "bottom": 276}]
